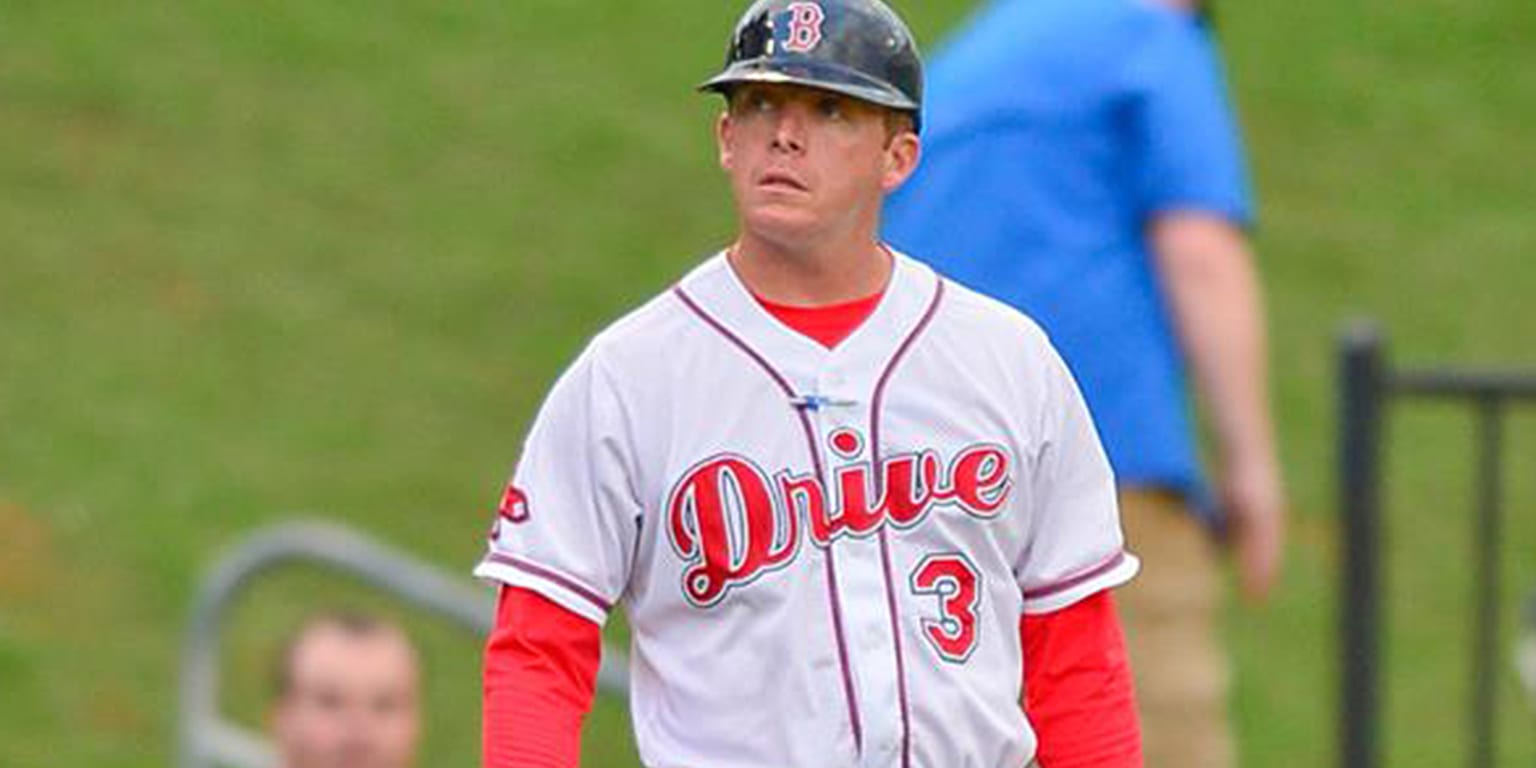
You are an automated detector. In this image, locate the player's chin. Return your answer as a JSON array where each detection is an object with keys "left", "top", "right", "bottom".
[{"left": 742, "top": 201, "right": 820, "bottom": 236}]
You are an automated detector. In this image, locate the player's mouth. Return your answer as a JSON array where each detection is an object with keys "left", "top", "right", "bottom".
[{"left": 758, "top": 170, "right": 809, "bottom": 193}]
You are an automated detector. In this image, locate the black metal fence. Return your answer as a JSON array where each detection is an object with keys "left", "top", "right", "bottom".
[{"left": 1338, "top": 321, "right": 1536, "bottom": 768}]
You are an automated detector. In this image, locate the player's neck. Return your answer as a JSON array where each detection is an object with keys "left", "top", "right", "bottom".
[{"left": 728, "top": 230, "right": 891, "bottom": 306}]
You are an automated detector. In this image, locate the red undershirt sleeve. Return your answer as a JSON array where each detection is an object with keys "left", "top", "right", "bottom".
[
  {"left": 1021, "top": 589, "right": 1143, "bottom": 768},
  {"left": 483, "top": 586, "right": 603, "bottom": 768}
]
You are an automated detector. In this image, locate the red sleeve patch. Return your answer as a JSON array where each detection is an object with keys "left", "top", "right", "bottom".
[
  {"left": 489, "top": 485, "right": 531, "bottom": 541},
  {"left": 498, "top": 485, "right": 531, "bottom": 523}
]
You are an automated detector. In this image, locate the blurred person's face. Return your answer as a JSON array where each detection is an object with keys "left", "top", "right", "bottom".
[{"left": 270, "top": 624, "right": 420, "bottom": 768}]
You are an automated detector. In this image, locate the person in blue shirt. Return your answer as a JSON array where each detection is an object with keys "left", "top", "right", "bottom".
[{"left": 883, "top": 0, "right": 1284, "bottom": 763}]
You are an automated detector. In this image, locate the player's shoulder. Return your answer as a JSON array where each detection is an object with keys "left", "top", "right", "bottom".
[
  {"left": 577, "top": 251, "right": 729, "bottom": 373},
  {"left": 918, "top": 255, "right": 1055, "bottom": 356},
  {"left": 581, "top": 287, "right": 689, "bottom": 370},
  {"left": 900, "top": 252, "right": 1072, "bottom": 416},
  {"left": 588, "top": 288, "right": 684, "bottom": 351}
]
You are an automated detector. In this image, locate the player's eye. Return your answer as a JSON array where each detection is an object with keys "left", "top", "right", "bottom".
[
  {"left": 816, "top": 96, "right": 846, "bottom": 120},
  {"left": 739, "top": 90, "right": 776, "bottom": 115}
]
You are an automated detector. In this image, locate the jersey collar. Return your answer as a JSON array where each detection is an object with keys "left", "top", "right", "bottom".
[{"left": 674, "top": 247, "right": 943, "bottom": 391}]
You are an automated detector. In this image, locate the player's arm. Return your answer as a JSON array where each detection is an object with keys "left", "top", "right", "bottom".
[
  {"left": 1014, "top": 328, "right": 1143, "bottom": 765},
  {"left": 484, "top": 586, "right": 601, "bottom": 768},
  {"left": 1021, "top": 590, "right": 1140, "bottom": 768},
  {"left": 1150, "top": 214, "right": 1283, "bottom": 601},
  {"left": 475, "top": 347, "right": 641, "bottom": 767}
]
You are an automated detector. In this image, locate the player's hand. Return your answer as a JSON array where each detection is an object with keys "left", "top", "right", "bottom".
[{"left": 1220, "top": 453, "right": 1285, "bottom": 603}]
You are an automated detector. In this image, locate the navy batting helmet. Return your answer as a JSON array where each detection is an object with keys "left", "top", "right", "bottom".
[{"left": 700, "top": 0, "right": 923, "bottom": 131}]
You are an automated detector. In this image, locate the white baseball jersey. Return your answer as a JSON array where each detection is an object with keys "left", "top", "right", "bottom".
[{"left": 476, "top": 250, "right": 1138, "bottom": 768}]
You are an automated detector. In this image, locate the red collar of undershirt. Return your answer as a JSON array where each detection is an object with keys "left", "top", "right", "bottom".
[{"left": 753, "top": 290, "right": 885, "bottom": 349}]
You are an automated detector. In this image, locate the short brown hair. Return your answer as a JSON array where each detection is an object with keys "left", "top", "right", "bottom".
[
  {"left": 883, "top": 110, "right": 917, "bottom": 144},
  {"left": 272, "top": 611, "right": 415, "bottom": 698}
]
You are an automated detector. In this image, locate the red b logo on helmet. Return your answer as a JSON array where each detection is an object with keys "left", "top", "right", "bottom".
[{"left": 783, "top": 2, "right": 825, "bottom": 53}]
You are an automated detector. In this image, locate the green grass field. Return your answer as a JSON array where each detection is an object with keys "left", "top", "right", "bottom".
[{"left": 2, "top": 1, "right": 1534, "bottom": 766}]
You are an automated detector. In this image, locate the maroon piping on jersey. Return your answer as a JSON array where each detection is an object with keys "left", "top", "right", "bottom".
[
  {"left": 867, "top": 278, "right": 945, "bottom": 768},
  {"left": 1021, "top": 550, "right": 1130, "bottom": 601},
  {"left": 670, "top": 284, "right": 865, "bottom": 754},
  {"left": 485, "top": 552, "right": 613, "bottom": 613}
]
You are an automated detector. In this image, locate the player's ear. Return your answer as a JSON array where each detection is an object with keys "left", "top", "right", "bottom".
[
  {"left": 717, "top": 111, "right": 735, "bottom": 171},
  {"left": 880, "top": 130, "right": 921, "bottom": 192}
]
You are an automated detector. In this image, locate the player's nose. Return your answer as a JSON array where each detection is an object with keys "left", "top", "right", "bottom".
[{"left": 769, "top": 105, "right": 808, "bottom": 153}]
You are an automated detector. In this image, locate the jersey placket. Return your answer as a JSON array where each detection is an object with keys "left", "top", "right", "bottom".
[
  {"left": 801, "top": 261, "right": 941, "bottom": 768},
  {"left": 669, "top": 252, "right": 943, "bottom": 768},
  {"left": 807, "top": 359, "right": 907, "bottom": 768}
]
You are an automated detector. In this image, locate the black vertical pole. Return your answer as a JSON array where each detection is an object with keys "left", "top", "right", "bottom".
[
  {"left": 1469, "top": 397, "right": 1504, "bottom": 768},
  {"left": 1340, "top": 322, "right": 1386, "bottom": 768}
]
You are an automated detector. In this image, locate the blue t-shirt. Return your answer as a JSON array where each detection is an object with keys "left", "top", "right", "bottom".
[{"left": 883, "top": 0, "right": 1253, "bottom": 512}]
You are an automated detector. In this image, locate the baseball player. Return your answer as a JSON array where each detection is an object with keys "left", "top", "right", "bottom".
[{"left": 478, "top": 1, "right": 1143, "bottom": 766}]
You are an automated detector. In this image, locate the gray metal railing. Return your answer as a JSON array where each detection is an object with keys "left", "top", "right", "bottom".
[
  {"left": 178, "top": 521, "right": 630, "bottom": 768},
  {"left": 1338, "top": 322, "right": 1536, "bottom": 768}
]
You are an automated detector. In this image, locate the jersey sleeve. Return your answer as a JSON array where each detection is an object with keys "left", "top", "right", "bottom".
[
  {"left": 1015, "top": 341, "right": 1140, "bottom": 614},
  {"left": 473, "top": 346, "right": 641, "bottom": 625},
  {"left": 1129, "top": 14, "right": 1255, "bottom": 227}
]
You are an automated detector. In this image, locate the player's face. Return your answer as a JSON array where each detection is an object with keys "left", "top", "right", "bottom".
[
  {"left": 717, "top": 83, "right": 919, "bottom": 250},
  {"left": 270, "top": 627, "right": 420, "bottom": 768}
]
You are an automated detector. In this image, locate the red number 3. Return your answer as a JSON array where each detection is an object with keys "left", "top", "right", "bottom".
[{"left": 910, "top": 553, "right": 981, "bottom": 662}]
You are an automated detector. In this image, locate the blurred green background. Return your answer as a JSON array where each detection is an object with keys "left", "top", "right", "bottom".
[{"left": 2, "top": 0, "right": 1534, "bottom": 766}]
